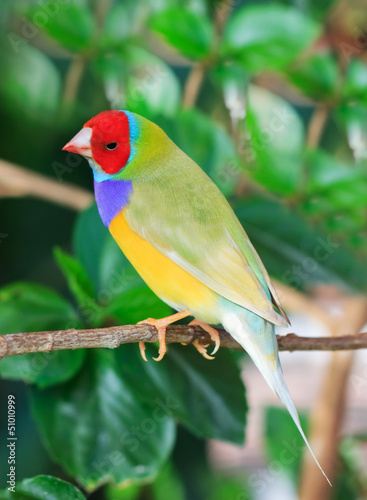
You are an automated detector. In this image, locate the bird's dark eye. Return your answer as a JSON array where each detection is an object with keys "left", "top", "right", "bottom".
[{"left": 106, "top": 142, "right": 118, "bottom": 151}]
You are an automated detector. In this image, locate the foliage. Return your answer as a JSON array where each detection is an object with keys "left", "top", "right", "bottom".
[{"left": 0, "top": 0, "right": 367, "bottom": 498}]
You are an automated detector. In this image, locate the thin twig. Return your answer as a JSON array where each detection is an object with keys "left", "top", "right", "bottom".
[
  {"left": 182, "top": 64, "right": 207, "bottom": 108},
  {"left": 62, "top": 56, "right": 86, "bottom": 106},
  {"left": 0, "top": 159, "right": 93, "bottom": 211},
  {"left": 306, "top": 103, "right": 329, "bottom": 149},
  {"left": 299, "top": 295, "right": 367, "bottom": 499},
  {"left": 182, "top": 0, "right": 233, "bottom": 108},
  {"left": 1, "top": 325, "right": 367, "bottom": 360}
]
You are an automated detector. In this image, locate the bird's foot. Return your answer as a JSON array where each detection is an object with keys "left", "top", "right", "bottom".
[
  {"left": 138, "top": 309, "right": 191, "bottom": 361},
  {"left": 189, "top": 319, "right": 221, "bottom": 357}
]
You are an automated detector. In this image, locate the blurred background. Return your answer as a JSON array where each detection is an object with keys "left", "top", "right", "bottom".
[{"left": 0, "top": 0, "right": 367, "bottom": 499}]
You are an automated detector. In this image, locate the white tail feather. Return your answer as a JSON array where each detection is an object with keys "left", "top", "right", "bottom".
[{"left": 221, "top": 311, "right": 331, "bottom": 486}]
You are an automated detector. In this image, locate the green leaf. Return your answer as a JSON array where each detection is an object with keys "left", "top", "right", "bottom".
[
  {"left": 31, "top": 349, "right": 176, "bottom": 491},
  {"left": 54, "top": 247, "right": 96, "bottom": 305},
  {"left": 28, "top": 3, "right": 95, "bottom": 51},
  {"left": 73, "top": 204, "right": 109, "bottom": 292},
  {"left": 94, "top": 46, "right": 180, "bottom": 118},
  {"left": 150, "top": 463, "right": 186, "bottom": 500},
  {"left": 336, "top": 103, "right": 367, "bottom": 161},
  {"left": 246, "top": 85, "right": 304, "bottom": 194},
  {"left": 150, "top": 8, "right": 214, "bottom": 59},
  {"left": 102, "top": 1, "right": 145, "bottom": 48},
  {"left": 344, "top": 59, "right": 367, "bottom": 101},
  {"left": 117, "top": 344, "right": 247, "bottom": 445},
  {"left": 0, "top": 475, "right": 86, "bottom": 500},
  {"left": 0, "top": 44, "right": 60, "bottom": 121},
  {"left": 306, "top": 150, "right": 367, "bottom": 210},
  {"left": 0, "top": 283, "right": 78, "bottom": 334},
  {"left": 233, "top": 197, "right": 367, "bottom": 292},
  {"left": 125, "top": 47, "right": 181, "bottom": 118},
  {"left": 105, "top": 285, "right": 171, "bottom": 325},
  {"left": 306, "top": 149, "right": 363, "bottom": 191},
  {"left": 223, "top": 4, "right": 320, "bottom": 72},
  {"left": 264, "top": 406, "right": 307, "bottom": 479},
  {"left": 107, "top": 483, "right": 140, "bottom": 500},
  {"left": 286, "top": 52, "right": 339, "bottom": 99},
  {"left": 0, "top": 282, "right": 85, "bottom": 388},
  {"left": 54, "top": 247, "right": 104, "bottom": 326}
]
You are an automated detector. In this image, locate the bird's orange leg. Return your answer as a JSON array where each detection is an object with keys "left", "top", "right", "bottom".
[
  {"left": 138, "top": 309, "right": 191, "bottom": 362},
  {"left": 189, "top": 319, "right": 221, "bottom": 359}
]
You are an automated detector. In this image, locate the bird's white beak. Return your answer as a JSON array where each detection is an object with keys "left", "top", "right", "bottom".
[{"left": 63, "top": 127, "right": 92, "bottom": 157}]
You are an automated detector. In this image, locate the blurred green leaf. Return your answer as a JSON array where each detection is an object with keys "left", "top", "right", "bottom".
[
  {"left": 306, "top": 149, "right": 365, "bottom": 190},
  {"left": 107, "top": 482, "right": 140, "bottom": 500},
  {"left": 0, "top": 282, "right": 78, "bottom": 334},
  {"left": 150, "top": 463, "right": 185, "bottom": 500},
  {"left": 0, "top": 282, "right": 85, "bottom": 388},
  {"left": 306, "top": 150, "right": 367, "bottom": 212},
  {"left": 286, "top": 52, "right": 339, "bottom": 99},
  {"left": 150, "top": 8, "right": 214, "bottom": 59},
  {"left": 0, "top": 348, "right": 85, "bottom": 389},
  {"left": 213, "top": 63, "right": 249, "bottom": 125},
  {"left": 264, "top": 406, "right": 307, "bottom": 479},
  {"left": 234, "top": 197, "right": 367, "bottom": 292},
  {"left": 0, "top": 475, "right": 86, "bottom": 500},
  {"left": 105, "top": 285, "right": 171, "bottom": 325},
  {"left": 209, "top": 475, "right": 251, "bottom": 500},
  {"left": 54, "top": 247, "right": 96, "bottom": 306},
  {"left": 73, "top": 204, "right": 109, "bottom": 292},
  {"left": 117, "top": 344, "right": 247, "bottom": 445},
  {"left": 28, "top": 2, "right": 95, "bottom": 51},
  {"left": 54, "top": 247, "right": 105, "bottom": 326},
  {"left": 247, "top": 85, "right": 304, "bottom": 194},
  {"left": 102, "top": 1, "right": 144, "bottom": 47},
  {"left": 0, "top": 44, "right": 60, "bottom": 121},
  {"left": 125, "top": 47, "right": 180, "bottom": 117},
  {"left": 95, "top": 46, "right": 180, "bottom": 117},
  {"left": 31, "top": 349, "right": 176, "bottom": 491},
  {"left": 336, "top": 103, "right": 367, "bottom": 161},
  {"left": 334, "top": 437, "right": 364, "bottom": 500},
  {"left": 344, "top": 59, "right": 367, "bottom": 101},
  {"left": 223, "top": 4, "right": 320, "bottom": 71}
]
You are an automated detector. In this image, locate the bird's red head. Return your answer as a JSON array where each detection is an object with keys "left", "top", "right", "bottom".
[{"left": 63, "top": 110, "right": 131, "bottom": 175}]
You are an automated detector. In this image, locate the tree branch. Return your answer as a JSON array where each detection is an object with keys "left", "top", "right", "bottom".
[
  {"left": 1, "top": 325, "right": 367, "bottom": 360},
  {"left": 0, "top": 159, "right": 93, "bottom": 211},
  {"left": 182, "top": 0, "right": 233, "bottom": 108},
  {"left": 306, "top": 103, "right": 329, "bottom": 149}
]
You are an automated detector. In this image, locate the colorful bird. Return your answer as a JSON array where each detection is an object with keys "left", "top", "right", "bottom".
[{"left": 63, "top": 110, "right": 329, "bottom": 482}]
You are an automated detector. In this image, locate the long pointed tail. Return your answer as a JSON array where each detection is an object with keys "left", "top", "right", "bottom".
[{"left": 221, "top": 309, "right": 331, "bottom": 486}]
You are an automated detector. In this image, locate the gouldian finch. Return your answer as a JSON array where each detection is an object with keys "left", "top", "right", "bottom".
[{"left": 63, "top": 110, "right": 329, "bottom": 482}]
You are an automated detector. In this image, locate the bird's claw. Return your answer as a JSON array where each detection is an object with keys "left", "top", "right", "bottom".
[
  {"left": 139, "top": 341, "right": 148, "bottom": 362},
  {"left": 189, "top": 319, "right": 220, "bottom": 356},
  {"left": 193, "top": 341, "right": 214, "bottom": 360},
  {"left": 152, "top": 327, "right": 167, "bottom": 362}
]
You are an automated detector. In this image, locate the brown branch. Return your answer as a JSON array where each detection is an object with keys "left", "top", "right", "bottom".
[
  {"left": 62, "top": 56, "right": 86, "bottom": 106},
  {"left": 182, "top": 64, "right": 206, "bottom": 108},
  {"left": 1, "top": 325, "right": 367, "bottom": 360},
  {"left": 306, "top": 103, "right": 329, "bottom": 149},
  {"left": 0, "top": 159, "right": 93, "bottom": 211},
  {"left": 299, "top": 295, "right": 367, "bottom": 499},
  {"left": 182, "top": 0, "right": 233, "bottom": 108}
]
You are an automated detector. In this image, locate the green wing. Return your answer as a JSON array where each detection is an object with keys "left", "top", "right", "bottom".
[{"left": 124, "top": 137, "right": 289, "bottom": 327}]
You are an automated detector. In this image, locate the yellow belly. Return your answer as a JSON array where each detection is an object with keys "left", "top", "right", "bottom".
[{"left": 109, "top": 211, "right": 218, "bottom": 321}]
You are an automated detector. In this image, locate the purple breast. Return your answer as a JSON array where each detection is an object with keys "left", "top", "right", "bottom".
[{"left": 94, "top": 179, "right": 133, "bottom": 227}]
